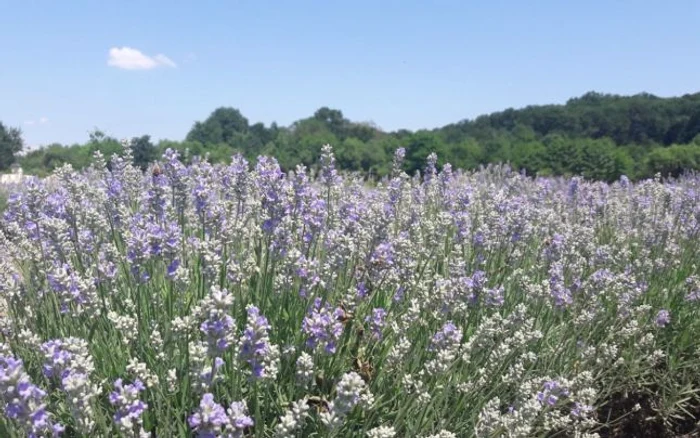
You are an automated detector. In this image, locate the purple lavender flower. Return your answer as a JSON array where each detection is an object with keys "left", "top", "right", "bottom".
[
  {"left": 472, "top": 231, "right": 485, "bottom": 248},
  {"left": 571, "top": 402, "right": 594, "bottom": 418},
  {"left": 355, "top": 282, "right": 369, "bottom": 299},
  {"left": 144, "top": 172, "right": 169, "bottom": 220},
  {"left": 199, "top": 357, "right": 226, "bottom": 387},
  {"left": 239, "top": 306, "right": 272, "bottom": 379},
  {"left": 370, "top": 241, "right": 394, "bottom": 269},
  {"left": 97, "top": 251, "right": 117, "bottom": 281},
  {"left": 109, "top": 378, "right": 148, "bottom": 433},
  {"left": 302, "top": 298, "right": 345, "bottom": 354},
  {"left": 543, "top": 233, "right": 566, "bottom": 262},
  {"left": 424, "top": 152, "right": 439, "bottom": 182},
  {"left": 192, "top": 177, "right": 215, "bottom": 217},
  {"left": 254, "top": 156, "right": 289, "bottom": 235},
  {"left": 392, "top": 147, "right": 406, "bottom": 176},
  {"left": 39, "top": 337, "right": 97, "bottom": 433},
  {"left": 226, "top": 401, "right": 254, "bottom": 437},
  {"left": 393, "top": 286, "right": 406, "bottom": 303},
  {"left": 365, "top": 308, "right": 387, "bottom": 341},
  {"left": 484, "top": 285, "right": 505, "bottom": 307},
  {"left": 46, "top": 263, "right": 96, "bottom": 313},
  {"left": 456, "top": 271, "right": 488, "bottom": 304},
  {"left": 429, "top": 321, "right": 462, "bottom": 352},
  {"left": 0, "top": 350, "right": 64, "bottom": 437},
  {"left": 536, "top": 379, "right": 570, "bottom": 407},
  {"left": 40, "top": 340, "right": 73, "bottom": 380},
  {"left": 549, "top": 262, "right": 573, "bottom": 308},
  {"left": 655, "top": 309, "right": 671, "bottom": 327},
  {"left": 201, "top": 314, "right": 236, "bottom": 354},
  {"left": 125, "top": 216, "right": 153, "bottom": 282},
  {"left": 167, "top": 259, "right": 181, "bottom": 278},
  {"left": 188, "top": 393, "right": 228, "bottom": 437},
  {"left": 199, "top": 287, "right": 237, "bottom": 356},
  {"left": 222, "top": 153, "right": 250, "bottom": 202},
  {"left": 161, "top": 148, "right": 190, "bottom": 214},
  {"left": 319, "top": 144, "right": 341, "bottom": 188}
]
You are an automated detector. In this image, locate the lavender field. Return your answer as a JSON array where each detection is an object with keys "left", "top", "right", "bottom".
[{"left": 0, "top": 145, "right": 699, "bottom": 437}]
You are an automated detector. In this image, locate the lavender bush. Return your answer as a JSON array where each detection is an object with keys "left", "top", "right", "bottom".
[{"left": 0, "top": 143, "right": 699, "bottom": 437}]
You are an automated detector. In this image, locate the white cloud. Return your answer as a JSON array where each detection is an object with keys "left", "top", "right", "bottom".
[
  {"left": 107, "top": 47, "right": 177, "bottom": 70},
  {"left": 23, "top": 117, "right": 49, "bottom": 127},
  {"left": 153, "top": 54, "right": 177, "bottom": 68}
]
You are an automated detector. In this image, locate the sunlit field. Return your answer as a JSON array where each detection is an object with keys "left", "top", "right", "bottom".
[{"left": 1, "top": 145, "right": 699, "bottom": 437}]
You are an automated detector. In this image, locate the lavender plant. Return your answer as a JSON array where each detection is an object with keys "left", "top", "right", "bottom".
[{"left": 0, "top": 142, "right": 699, "bottom": 437}]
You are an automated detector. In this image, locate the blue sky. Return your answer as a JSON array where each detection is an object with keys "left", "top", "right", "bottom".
[{"left": 1, "top": 1, "right": 699, "bottom": 148}]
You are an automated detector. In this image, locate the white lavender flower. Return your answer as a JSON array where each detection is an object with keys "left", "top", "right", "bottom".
[
  {"left": 422, "top": 430, "right": 457, "bottom": 438},
  {"left": 126, "top": 358, "right": 160, "bottom": 389},
  {"left": 295, "top": 352, "right": 315, "bottom": 386},
  {"left": 274, "top": 399, "right": 309, "bottom": 438},
  {"left": 367, "top": 425, "right": 396, "bottom": 438},
  {"left": 320, "top": 371, "right": 373, "bottom": 430}
]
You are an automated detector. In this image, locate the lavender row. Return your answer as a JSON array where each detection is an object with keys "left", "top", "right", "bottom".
[{"left": 0, "top": 143, "right": 698, "bottom": 436}]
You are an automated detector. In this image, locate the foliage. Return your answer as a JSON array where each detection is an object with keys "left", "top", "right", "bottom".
[
  {"left": 645, "top": 144, "right": 700, "bottom": 177},
  {"left": 9, "top": 91, "right": 700, "bottom": 181},
  {"left": 130, "top": 135, "right": 157, "bottom": 170},
  {"left": 0, "top": 122, "right": 24, "bottom": 171}
]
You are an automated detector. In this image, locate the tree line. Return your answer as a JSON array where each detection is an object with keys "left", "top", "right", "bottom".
[{"left": 3, "top": 90, "right": 700, "bottom": 181}]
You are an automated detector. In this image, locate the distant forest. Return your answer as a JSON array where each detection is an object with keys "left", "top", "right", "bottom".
[{"left": 4, "top": 91, "right": 700, "bottom": 181}]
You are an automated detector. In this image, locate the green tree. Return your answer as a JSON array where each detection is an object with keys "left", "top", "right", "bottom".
[
  {"left": 645, "top": 144, "right": 700, "bottom": 178},
  {"left": 403, "top": 131, "right": 448, "bottom": 174},
  {"left": 131, "top": 135, "right": 158, "bottom": 169},
  {"left": 187, "top": 107, "right": 249, "bottom": 145},
  {"left": 314, "top": 107, "right": 346, "bottom": 137},
  {"left": 87, "top": 128, "right": 122, "bottom": 163},
  {"left": 336, "top": 137, "right": 387, "bottom": 175},
  {"left": 511, "top": 140, "right": 547, "bottom": 176},
  {"left": 0, "top": 122, "right": 24, "bottom": 171},
  {"left": 449, "top": 138, "right": 485, "bottom": 170}
]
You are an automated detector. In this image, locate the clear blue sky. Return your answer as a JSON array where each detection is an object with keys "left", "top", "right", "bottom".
[{"left": 2, "top": 1, "right": 699, "bottom": 148}]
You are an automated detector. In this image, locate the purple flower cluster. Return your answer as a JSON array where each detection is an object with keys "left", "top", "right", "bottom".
[
  {"left": 0, "top": 347, "right": 64, "bottom": 437},
  {"left": 455, "top": 270, "right": 488, "bottom": 304},
  {"left": 46, "top": 262, "right": 96, "bottom": 314},
  {"left": 41, "top": 338, "right": 89, "bottom": 379},
  {"left": 126, "top": 214, "right": 182, "bottom": 282},
  {"left": 144, "top": 173, "right": 169, "bottom": 220},
  {"left": 238, "top": 305, "right": 273, "bottom": 379},
  {"left": 655, "top": 309, "right": 671, "bottom": 327},
  {"left": 201, "top": 314, "right": 236, "bottom": 355},
  {"left": 429, "top": 321, "right": 462, "bottom": 352},
  {"left": 109, "top": 378, "right": 148, "bottom": 433},
  {"left": 188, "top": 393, "right": 254, "bottom": 438},
  {"left": 200, "top": 287, "right": 236, "bottom": 356},
  {"left": 536, "top": 380, "right": 570, "bottom": 407},
  {"left": 188, "top": 393, "right": 228, "bottom": 437},
  {"left": 40, "top": 338, "right": 99, "bottom": 432},
  {"left": 370, "top": 241, "right": 395, "bottom": 270},
  {"left": 319, "top": 144, "right": 341, "bottom": 188},
  {"left": 365, "top": 308, "right": 387, "bottom": 341},
  {"left": 254, "top": 156, "right": 288, "bottom": 235},
  {"left": 302, "top": 298, "right": 345, "bottom": 354}
]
